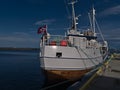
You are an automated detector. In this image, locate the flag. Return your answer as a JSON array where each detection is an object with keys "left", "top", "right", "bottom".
[{"left": 37, "top": 25, "right": 47, "bottom": 34}]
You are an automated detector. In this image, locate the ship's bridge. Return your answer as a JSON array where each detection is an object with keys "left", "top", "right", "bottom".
[{"left": 67, "top": 34, "right": 97, "bottom": 40}]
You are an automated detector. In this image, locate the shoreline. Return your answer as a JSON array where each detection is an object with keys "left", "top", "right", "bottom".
[{"left": 0, "top": 47, "right": 40, "bottom": 51}]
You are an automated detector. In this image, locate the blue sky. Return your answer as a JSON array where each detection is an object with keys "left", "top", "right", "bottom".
[{"left": 0, "top": 0, "right": 120, "bottom": 48}]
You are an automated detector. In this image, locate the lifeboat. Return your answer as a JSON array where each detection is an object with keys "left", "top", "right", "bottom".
[
  {"left": 60, "top": 40, "right": 67, "bottom": 46},
  {"left": 50, "top": 41, "right": 56, "bottom": 45}
]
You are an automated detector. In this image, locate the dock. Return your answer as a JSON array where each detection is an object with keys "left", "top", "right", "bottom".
[{"left": 78, "top": 54, "right": 120, "bottom": 90}]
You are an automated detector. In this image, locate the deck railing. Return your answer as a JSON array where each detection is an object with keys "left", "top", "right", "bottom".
[{"left": 40, "top": 35, "right": 70, "bottom": 47}]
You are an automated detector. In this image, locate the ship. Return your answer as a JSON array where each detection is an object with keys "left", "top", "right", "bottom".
[{"left": 39, "top": 0, "right": 108, "bottom": 85}]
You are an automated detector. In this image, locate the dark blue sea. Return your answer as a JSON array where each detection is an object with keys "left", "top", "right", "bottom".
[{"left": 0, "top": 50, "right": 45, "bottom": 90}]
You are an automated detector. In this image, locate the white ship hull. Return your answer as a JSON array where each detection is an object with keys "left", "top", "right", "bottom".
[
  {"left": 40, "top": 45, "right": 107, "bottom": 84},
  {"left": 40, "top": 46, "right": 103, "bottom": 70}
]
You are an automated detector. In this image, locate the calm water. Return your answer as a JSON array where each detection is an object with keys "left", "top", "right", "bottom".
[{"left": 0, "top": 50, "right": 45, "bottom": 90}]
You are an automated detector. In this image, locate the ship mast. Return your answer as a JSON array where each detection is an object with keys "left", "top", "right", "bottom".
[
  {"left": 69, "top": 0, "right": 77, "bottom": 31},
  {"left": 92, "top": 7, "right": 96, "bottom": 36}
]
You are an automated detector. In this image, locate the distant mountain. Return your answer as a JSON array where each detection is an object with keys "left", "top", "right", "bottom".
[{"left": 0, "top": 47, "right": 39, "bottom": 51}]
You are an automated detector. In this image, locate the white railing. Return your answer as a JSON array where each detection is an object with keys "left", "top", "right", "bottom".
[{"left": 40, "top": 35, "right": 70, "bottom": 47}]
